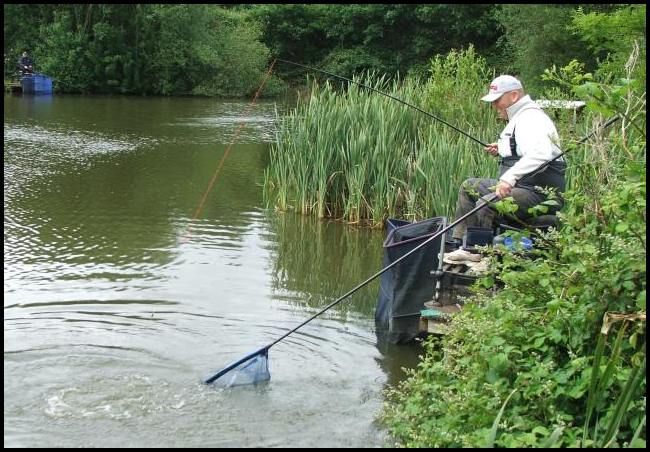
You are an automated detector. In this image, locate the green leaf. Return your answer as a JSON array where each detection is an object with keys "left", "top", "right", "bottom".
[
  {"left": 490, "top": 337, "right": 506, "bottom": 346},
  {"left": 615, "top": 222, "right": 629, "bottom": 233},
  {"left": 487, "top": 389, "right": 517, "bottom": 448},
  {"left": 532, "top": 426, "right": 550, "bottom": 436},
  {"left": 629, "top": 438, "right": 646, "bottom": 448},
  {"left": 486, "top": 368, "right": 499, "bottom": 384},
  {"left": 541, "top": 426, "right": 564, "bottom": 448}
]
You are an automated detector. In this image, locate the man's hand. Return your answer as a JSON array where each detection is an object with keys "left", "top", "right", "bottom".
[
  {"left": 484, "top": 143, "right": 498, "bottom": 157},
  {"left": 496, "top": 180, "right": 513, "bottom": 198}
]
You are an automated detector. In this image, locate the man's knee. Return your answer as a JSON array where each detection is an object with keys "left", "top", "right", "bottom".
[{"left": 459, "top": 178, "right": 479, "bottom": 198}]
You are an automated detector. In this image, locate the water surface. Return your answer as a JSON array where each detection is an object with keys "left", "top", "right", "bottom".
[{"left": 4, "top": 93, "right": 421, "bottom": 447}]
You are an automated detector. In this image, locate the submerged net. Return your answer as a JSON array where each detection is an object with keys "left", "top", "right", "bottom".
[
  {"left": 205, "top": 347, "right": 270, "bottom": 387},
  {"left": 375, "top": 216, "right": 445, "bottom": 343}
]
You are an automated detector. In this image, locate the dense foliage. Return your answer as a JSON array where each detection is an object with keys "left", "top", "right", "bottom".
[
  {"left": 5, "top": 4, "right": 643, "bottom": 98},
  {"left": 2, "top": 4, "right": 507, "bottom": 96},
  {"left": 247, "top": 4, "right": 499, "bottom": 81},
  {"left": 4, "top": 5, "right": 281, "bottom": 96}
]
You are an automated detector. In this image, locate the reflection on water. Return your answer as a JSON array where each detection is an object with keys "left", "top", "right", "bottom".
[
  {"left": 4, "top": 94, "right": 420, "bottom": 447},
  {"left": 174, "top": 101, "right": 279, "bottom": 143},
  {"left": 265, "top": 213, "right": 383, "bottom": 316}
]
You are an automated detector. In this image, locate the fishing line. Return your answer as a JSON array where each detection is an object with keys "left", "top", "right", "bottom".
[
  {"left": 182, "top": 59, "right": 277, "bottom": 242},
  {"left": 276, "top": 58, "right": 489, "bottom": 147}
]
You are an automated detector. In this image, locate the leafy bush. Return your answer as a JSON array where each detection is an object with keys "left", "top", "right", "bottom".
[{"left": 381, "top": 154, "right": 645, "bottom": 447}]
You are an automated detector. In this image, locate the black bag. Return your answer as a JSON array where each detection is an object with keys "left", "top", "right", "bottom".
[{"left": 375, "top": 217, "right": 446, "bottom": 344}]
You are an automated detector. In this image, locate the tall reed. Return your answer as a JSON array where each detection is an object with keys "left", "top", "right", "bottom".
[{"left": 264, "top": 47, "right": 502, "bottom": 227}]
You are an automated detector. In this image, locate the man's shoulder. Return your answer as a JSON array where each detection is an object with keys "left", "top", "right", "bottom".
[
  {"left": 517, "top": 105, "right": 553, "bottom": 122},
  {"left": 514, "top": 108, "right": 557, "bottom": 137}
]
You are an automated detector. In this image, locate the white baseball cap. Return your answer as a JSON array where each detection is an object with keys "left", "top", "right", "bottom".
[{"left": 481, "top": 75, "right": 523, "bottom": 102}]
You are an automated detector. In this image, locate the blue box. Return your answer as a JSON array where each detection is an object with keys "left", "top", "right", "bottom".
[{"left": 21, "top": 74, "right": 53, "bottom": 94}]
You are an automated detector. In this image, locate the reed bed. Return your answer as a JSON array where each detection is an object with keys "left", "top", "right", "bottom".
[{"left": 264, "top": 48, "right": 503, "bottom": 227}]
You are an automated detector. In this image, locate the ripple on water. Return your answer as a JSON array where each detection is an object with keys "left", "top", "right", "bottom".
[{"left": 45, "top": 374, "right": 190, "bottom": 420}]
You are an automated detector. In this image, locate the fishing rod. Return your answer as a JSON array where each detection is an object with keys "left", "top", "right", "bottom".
[
  {"left": 276, "top": 58, "right": 489, "bottom": 147},
  {"left": 204, "top": 114, "right": 621, "bottom": 386}
]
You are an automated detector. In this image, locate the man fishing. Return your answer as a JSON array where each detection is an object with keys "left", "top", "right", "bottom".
[
  {"left": 203, "top": 62, "right": 617, "bottom": 385},
  {"left": 18, "top": 50, "right": 34, "bottom": 76},
  {"left": 451, "top": 75, "right": 566, "bottom": 246}
]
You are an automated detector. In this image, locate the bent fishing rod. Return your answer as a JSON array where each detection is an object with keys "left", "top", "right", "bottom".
[
  {"left": 204, "top": 115, "right": 620, "bottom": 385},
  {"left": 276, "top": 58, "right": 489, "bottom": 147}
]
